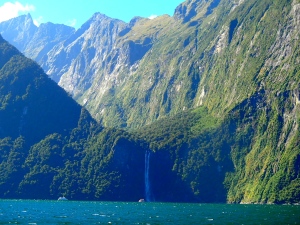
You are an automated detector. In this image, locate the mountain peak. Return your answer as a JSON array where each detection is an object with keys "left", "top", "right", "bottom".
[
  {"left": 6, "top": 13, "right": 35, "bottom": 27},
  {"left": 91, "top": 12, "right": 107, "bottom": 19},
  {"left": 0, "top": 13, "right": 37, "bottom": 51},
  {"left": 23, "top": 13, "right": 33, "bottom": 21},
  {"left": 90, "top": 12, "right": 122, "bottom": 23},
  {"left": 73, "top": 12, "right": 124, "bottom": 33}
]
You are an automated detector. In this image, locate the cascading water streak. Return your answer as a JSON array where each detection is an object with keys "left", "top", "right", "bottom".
[{"left": 144, "top": 150, "right": 151, "bottom": 202}]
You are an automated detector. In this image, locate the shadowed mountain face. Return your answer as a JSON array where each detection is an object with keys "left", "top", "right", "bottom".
[
  {"left": 0, "top": 35, "right": 83, "bottom": 144},
  {"left": 0, "top": 0, "right": 299, "bottom": 204}
]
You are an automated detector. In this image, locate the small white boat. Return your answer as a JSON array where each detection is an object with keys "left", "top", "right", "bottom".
[
  {"left": 138, "top": 199, "right": 145, "bottom": 202},
  {"left": 58, "top": 196, "right": 68, "bottom": 201}
]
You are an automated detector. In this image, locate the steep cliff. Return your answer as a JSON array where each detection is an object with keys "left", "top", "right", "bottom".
[{"left": 46, "top": 13, "right": 127, "bottom": 92}]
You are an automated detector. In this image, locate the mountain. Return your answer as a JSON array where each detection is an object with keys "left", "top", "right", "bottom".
[
  {"left": 0, "top": 35, "right": 146, "bottom": 200},
  {"left": 95, "top": 0, "right": 300, "bottom": 128},
  {"left": 0, "top": 14, "right": 37, "bottom": 53},
  {"left": 46, "top": 13, "right": 127, "bottom": 93},
  {"left": 0, "top": 0, "right": 299, "bottom": 204},
  {"left": 0, "top": 14, "right": 75, "bottom": 65},
  {"left": 1, "top": 0, "right": 298, "bottom": 130}
]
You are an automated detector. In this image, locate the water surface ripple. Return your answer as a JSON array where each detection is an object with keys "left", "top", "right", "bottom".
[{"left": 0, "top": 200, "right": 299, "bottom": 224}]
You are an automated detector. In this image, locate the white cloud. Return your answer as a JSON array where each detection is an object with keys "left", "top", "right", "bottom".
[
  {"left": 0, "top": 1, "right": 35, "bottom": 23},
  {"left": 148, "top": 15, "right": 158, "bottom": 20},
  {"left": 67, "top": 19, "right": 77, "bottom": 27},
  {"left": 33, "top": 16, "right": 43, "bottom": 26}
]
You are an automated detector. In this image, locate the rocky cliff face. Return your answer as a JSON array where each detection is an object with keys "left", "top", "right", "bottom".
[
  {"left": 0, "top": 14, "right": 37, "bottom": 52},
  {"left": 25, "top": 22, "right": 75, "bottom": 62},
  {"left": 45, "top": 13, "right": 127, "bottom": 94}
]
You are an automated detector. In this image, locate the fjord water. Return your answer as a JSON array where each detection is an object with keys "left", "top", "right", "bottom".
[{"left": 0, "top": 200, "right": 299, "bottom": 224}]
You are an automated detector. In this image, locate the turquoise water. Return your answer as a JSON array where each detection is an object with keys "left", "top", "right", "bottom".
[{"left": 0, "top": 200, "right": 299, "bottom": 224}]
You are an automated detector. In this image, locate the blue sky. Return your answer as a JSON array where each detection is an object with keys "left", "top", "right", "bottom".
[{"left": 0, "top": 0, "right": 184, "bottom": 29}]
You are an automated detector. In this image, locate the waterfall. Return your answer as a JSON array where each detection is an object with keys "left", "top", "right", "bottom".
[{"left": 145, "top": 150, "right": 151, "bottom": 202}]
